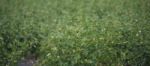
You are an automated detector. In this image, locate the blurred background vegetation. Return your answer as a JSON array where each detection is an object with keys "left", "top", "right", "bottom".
[{"left": 0, "top": 0, "right": 150, "bottom": 66}]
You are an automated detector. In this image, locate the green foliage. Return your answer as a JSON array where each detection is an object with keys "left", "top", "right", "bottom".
[{"left": 0, "top": 0, "right": 150, "bottom": 66}]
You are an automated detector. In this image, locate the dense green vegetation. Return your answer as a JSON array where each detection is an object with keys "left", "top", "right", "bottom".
[{"left": 0, "top": 0, "right": 150, "bottom": 66}]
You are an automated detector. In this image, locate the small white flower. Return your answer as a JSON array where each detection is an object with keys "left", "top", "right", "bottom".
[
  {"left": 136, "top": 33, "right": 139, "bottom": 36},
  {"left": 47, "top": 53, "right": 51, "bottom": 57},
  {"left": 99, "top": 38, "right": 104, "bottom": 40},
  {"left": 139, "top": 30, "right": 142, "bottom": 33},
  {"left": 101, "top": 28, "right": 106, "bottom": 32},
  {"left": 52, "top": 47, "right": 57, "bottom": 51}
]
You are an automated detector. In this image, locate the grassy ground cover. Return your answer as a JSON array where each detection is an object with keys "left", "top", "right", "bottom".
[{"left": 0, "top": 0, "right": 150, "bottom": 66}]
